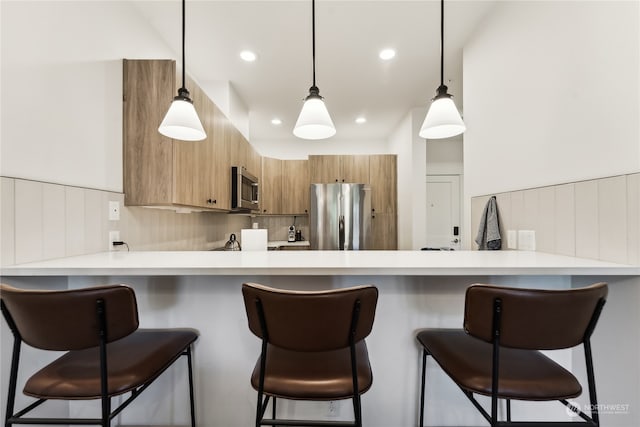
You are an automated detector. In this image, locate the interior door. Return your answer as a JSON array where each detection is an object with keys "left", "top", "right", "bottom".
[{"left": 425, "top": 175, "right": 461, "bottom": 249}]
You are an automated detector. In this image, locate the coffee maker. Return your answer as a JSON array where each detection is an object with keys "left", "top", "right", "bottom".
[{"left": 288, "top": 225, "right": 296, "bottom": 242}]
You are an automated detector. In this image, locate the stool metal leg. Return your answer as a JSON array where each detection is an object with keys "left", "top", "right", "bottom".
[{"left": 419, "top": 349, "right": 427, "bottom": 427}]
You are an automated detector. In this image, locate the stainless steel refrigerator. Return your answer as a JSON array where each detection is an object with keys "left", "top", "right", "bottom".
[{"left": 310, "top": 183, "right": 371, "bottom": 250}]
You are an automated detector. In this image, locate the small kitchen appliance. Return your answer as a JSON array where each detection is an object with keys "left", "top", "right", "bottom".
[{"left": 288, "top": 225, "right": 296, "bottom": 242}]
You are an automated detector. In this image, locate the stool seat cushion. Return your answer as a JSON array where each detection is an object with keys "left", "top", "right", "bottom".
[
  {"left": 416, "top": 328, "right": 582, "bottom": 400},
  {"left": 24, "top": 329, "right": 198, "bottom": 399},
  {"left": 251, "top": 341, "right": 373, "bottom": 400}
]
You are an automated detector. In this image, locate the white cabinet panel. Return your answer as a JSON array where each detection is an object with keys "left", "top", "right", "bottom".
[
  {"left": 1, "top": 178, "right": 15, "bottom": 266},
  {"left": 554, "top": 183, "right": 576, "bottom": 256},
  {"left": 628, "top": 174, "right": 639, "bottom": 265},
  {"left": 65, "top": 186, "right": 85, "bottom": 256},
  {"left": 537, "top": 187, "right": 555, "bottom": 253},
  {"left": 575, "top": 180, "right": 599, "bottom": 260},
  {"left": 43, "top": 183, "right": 66, "bottom": 260},
  {"left": 598, "top": 176, "right": 627, "bottom": 263},
  {"left": 15, "top": 180, "right": 43, "bottom": 263}
]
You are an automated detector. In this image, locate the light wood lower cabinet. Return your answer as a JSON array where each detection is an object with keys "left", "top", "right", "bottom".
[{"left": 371, "top": 212, "right": 397, "bottom": 250}]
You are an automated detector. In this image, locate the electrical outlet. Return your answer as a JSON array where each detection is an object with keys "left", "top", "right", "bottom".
[
  {"left": 108, "top": 230, "right": 120, "bottom": 250},
  {"left": 109, "top": 201, "right": 120, "bottom": 221},
  {"left": 517, "top": 230, "right": 536, "bottom": 251}
]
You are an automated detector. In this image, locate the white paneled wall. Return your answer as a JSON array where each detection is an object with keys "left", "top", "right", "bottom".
[
  {"left": 471, "top": 173, "right": 640, "bottom": 265},
  {"left": 0, "top": 177, "right": 250, "bottom": 266}
]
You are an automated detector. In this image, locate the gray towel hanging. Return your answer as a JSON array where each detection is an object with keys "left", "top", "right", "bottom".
[{"left": 475, "top": 196, "right": 501, "bottom": 250}]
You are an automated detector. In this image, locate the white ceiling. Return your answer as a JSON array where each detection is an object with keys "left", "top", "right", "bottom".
[{"left": 132, "top": 0, "right": 496, "bottom": 144}]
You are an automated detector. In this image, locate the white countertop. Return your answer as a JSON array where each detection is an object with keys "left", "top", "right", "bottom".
[{"left": 1, "top": 250, "right": 637, "bottom": 277}]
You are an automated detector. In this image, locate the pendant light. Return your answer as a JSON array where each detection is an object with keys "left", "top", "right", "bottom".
[
  {"left": 293, "top": 0, "right": 336, "bottom": 140},
  {"left": 158, "top": 0, "right": 206, "bottom": 142},
  {"left": 419, "top": 0, "right": 465, "bottom": 139}
]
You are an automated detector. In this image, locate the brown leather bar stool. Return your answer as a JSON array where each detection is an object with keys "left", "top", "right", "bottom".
[
  {"left": 416, "top": 282, "right": 608, "bottom": 427},
  {"left": 242, "top": 282, "right": 378, "bottom": 427},
  {"left": 0, "top": 283, "right": 198, "bottom": 427}
]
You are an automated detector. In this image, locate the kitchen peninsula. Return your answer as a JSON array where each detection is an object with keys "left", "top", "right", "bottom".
[{"left": 1, "top": 251, "right": 638, "bottom": 427}]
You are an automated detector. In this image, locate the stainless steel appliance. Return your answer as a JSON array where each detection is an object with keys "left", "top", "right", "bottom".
[
  {"left": 310, "top": 183, "right": 371, "bottom": 250},
  {"left": 231, "top": 166, "right": 259, "bottom": 212}
]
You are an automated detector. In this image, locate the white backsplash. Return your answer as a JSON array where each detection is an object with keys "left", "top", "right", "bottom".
[
  {"left": 1, "top": 177, "right": 251, "bottom": 266},
  {"left": 471, "top": 173, "right": 640, "bottom": 265}
]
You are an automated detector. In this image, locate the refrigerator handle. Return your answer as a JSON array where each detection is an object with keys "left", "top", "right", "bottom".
[{"left": 338, "top": 215, "right": 345, "bottom": 250}]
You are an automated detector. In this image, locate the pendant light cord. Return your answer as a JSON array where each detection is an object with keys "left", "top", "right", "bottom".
[
  {"left": 312, "top": 0, "right": 317, "bottom": 88},
  {"left": 439, "top": 0, "right": 444, "bottom": 87},
  {"left": 181, "top": 0, "right": 186, "bottom": 91}
]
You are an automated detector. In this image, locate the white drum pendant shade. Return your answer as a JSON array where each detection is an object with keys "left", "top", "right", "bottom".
[
  {"left": 159, "top": 97, "right": 206, "bottom": 141},
  {"left": 419, "top": 95, "right": 465, "bottom": 139},
  {"left": 293, "top": 94, "right": 336, "bottom": 140}
]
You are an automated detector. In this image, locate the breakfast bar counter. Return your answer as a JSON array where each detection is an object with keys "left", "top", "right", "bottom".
[
  {"left": 1, "top": 250, "right": 638, "bottom": 276},
  {"left": 1, "top": 251, "right": 638, "bottom": 427}
]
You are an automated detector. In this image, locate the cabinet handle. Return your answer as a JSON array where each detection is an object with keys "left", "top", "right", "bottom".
[
  {"left": 342, "top": 179, "right": 345, "bottom": 182},
  {"left": 207, "top": 198, "right": 217, "bottom": 204},
  {"left": 263, "top": 209, "right": 267, "bottom": 213},
  {"left": 335, "top": 179, "right": 339, "bottom": 182},
  {"left": 371, "top": 208, "right": 375, "bottom": 212},
  {"left": 304, "top": 209, "right": 308, "bottom": 213}
]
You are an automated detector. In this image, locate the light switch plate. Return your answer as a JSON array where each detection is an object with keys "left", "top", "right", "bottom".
[
  {"left": 507, "top": 230, "right": 517, "bottom": 249},
  {"left": 517, "top": 230, "right": 536, "bottom": 251},
  {"left": 108, "top": 201, "right": 120, "bottom": 221}
]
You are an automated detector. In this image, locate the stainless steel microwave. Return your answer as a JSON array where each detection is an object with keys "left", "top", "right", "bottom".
[{"left": 231, "top": 166, "right": 259, "bottom": 212}]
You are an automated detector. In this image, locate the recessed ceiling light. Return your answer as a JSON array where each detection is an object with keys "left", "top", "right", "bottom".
[
  {"left": 271, "top": 118, "right": 282, "bottom": 125},
  {"left": 379, "top": 49, "right": 396, "bottom": 61},
  {"left": 355, "top": 117, "right": 367, "bottom": 124},
  {"left": 240, "top": 50, "right": 257, "bottom": 62}
]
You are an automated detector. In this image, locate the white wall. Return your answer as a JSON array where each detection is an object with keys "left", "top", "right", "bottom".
[
  {"left": 389, "top": 108, "right": 428, "bottom": 250},
  {"left": 462, "top": 0, "right": 640, "bottom": 248},
  {"left": 0, "top": 1, "right": 180, "bottom": 192}
]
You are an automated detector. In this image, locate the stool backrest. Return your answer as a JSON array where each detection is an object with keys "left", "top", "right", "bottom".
[
  {"left": 0, "top": 284, "right": 139, "bottom": 351},
  {"left": 464, "top": 282, "right": 608, "bottom": 350},
  {"left": 242, "top": 283, "right": 378, "bottom": 352}
]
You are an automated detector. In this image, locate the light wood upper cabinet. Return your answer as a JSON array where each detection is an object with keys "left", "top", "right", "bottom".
[
  {"left": 281, "top": 160, "right": 310, "bottom": 215},
  {"left": 260, "top": 159, "right": 309, "bottom": 215},
  {"left": 123, "top": 59, "right": 233, "bottom": 211},
  {"left": 342, "top": 155, "right": 370, "bottom": 183},
  {"left": 123, "top": 59, "right": 175, "bottom": 206},
  {"left": 309, "top": 155, "right": 341, "bottom": 184},
  {"left": 229, "top": 128, "right": 261, "bottom": 184},
  {"left": 260, "top": 157, "right": 283, "bottom": 214},
  {"left": 309, "top": 155, "right": 370, "bottom": 184}
]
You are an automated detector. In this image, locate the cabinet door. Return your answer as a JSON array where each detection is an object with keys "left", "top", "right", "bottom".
[
  {"left": 123, "top": 59, "right": 175, "bottom": 206},
  {"left": 261, "top": 157, "right": 283, "bottom": 214},
  {"left": 172, "top": 77, "right": 213, "bottom": 208},
  {"left": 371, "top": 212, "right": 397, "bottom": 250},
  {"left": 309, "top": 155, "right": 341, "bottom": 183},
  {"left": 208, "top": 102, "right": 231, "bottom": 210},
  {"left": 341, "top": 155, "right": 370, "bottom": 184},
  {"left": 282, "top": 160, "right": 309, "bottom": 214},
  {"left": 369, "top": 155, "right": 397, "bottom": 214}
]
